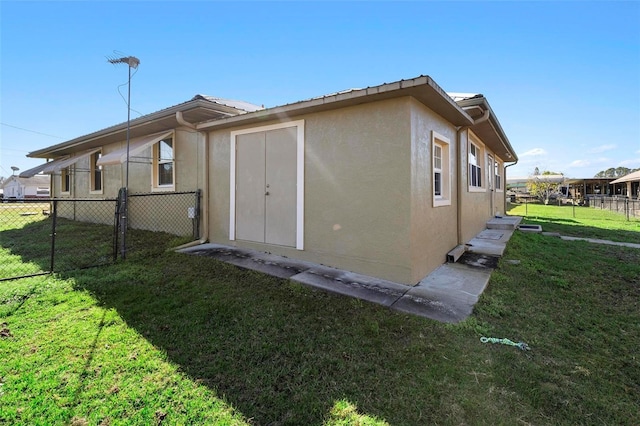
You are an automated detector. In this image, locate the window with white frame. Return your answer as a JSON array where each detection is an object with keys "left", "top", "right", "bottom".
[
  {"left": 90, "top": 151, "right": 103, "bottom": 192},
  {"left": 61, "top": 167, "right": 71, "bottom": 193},
  {"left": 434, "top": 145, "right": 443, "bottom": 196},
  {"left": 495, "top": 161, "right": 503, "bottom": 191},
  {"left": 432, "top": 131, "right": 451, "bottom": 206},
  {"left": 486, "top": 154, "right": 494, "bottom": 191},
  {"left": 468, "top": 140, "right": 483, "bottom": 190},
  {"left": 154, "top": 137, "right": 174, "bottom": 189}
]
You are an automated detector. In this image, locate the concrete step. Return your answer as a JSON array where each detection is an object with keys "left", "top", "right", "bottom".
[{"left": 486, "top": 215, "right": 522, "bottom": 230}]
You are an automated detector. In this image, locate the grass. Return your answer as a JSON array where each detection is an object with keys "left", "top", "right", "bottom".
[
  {"left": 509, "top": 201, "right": 640, "bottom": 243},
  {"left": 1, "top": 205, "right": 639, "bottom": 425},
  {"left": 0, "top": 203, "right": 191, "bottom": 280}
]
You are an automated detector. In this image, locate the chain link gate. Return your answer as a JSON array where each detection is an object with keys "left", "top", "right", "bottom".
[
  {"left": 0, "top": 198, "right": 118, "bottom": 281},
  {"left": 1, "top": 191, "right": 201, "bottom": 281}
]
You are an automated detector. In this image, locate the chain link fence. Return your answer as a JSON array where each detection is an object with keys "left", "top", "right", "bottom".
[
  {"left": 588, "top": 196, "right": 640, "bottom": 220},
  {"left": 0, "top": 199, "right": 117, "bottom": 281},
  {"left": 121, "top": 191, "right": 201, "bottom": 258},
  {"left": 127, "top": 191, "right": 200, "bottom": 238},
  {"left": 1, "top": 191, "right": 201, "bottom": 281}
]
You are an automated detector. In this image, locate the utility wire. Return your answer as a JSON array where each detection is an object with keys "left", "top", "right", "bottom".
[
  {"left": 1, "top": 122, "right": 64, "bottom": 139},
  {"left": 116, "top": 67, "right": 144, "bottom": 117}
]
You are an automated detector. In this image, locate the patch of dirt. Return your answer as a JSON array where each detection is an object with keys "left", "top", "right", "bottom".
[{"left": 0, "top": 323, "right": 12, "bottom": 338}]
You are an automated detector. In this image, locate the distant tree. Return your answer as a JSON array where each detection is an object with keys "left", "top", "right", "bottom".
[
  {"left": 593, "top": 167, "right": 639, "bottom": 178},
  {"left": 527, "top": 170, "right": 563, "bottom": 203},
  {"left": 534, "top": 167, "right": 540, "bottom": 176},
  {"left": 0, "top": 176, "right": 5, "bottom": 187}
]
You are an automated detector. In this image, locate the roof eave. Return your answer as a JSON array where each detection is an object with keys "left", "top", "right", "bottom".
[
  {"left": 196, "top": 76, "right": 474, "bottom": 131},
  {"left": 458, "top": 96, "right": 518, "bottom": 162},
  {"left": 27, "top": 99, "right": 246, "bottom": 158}
]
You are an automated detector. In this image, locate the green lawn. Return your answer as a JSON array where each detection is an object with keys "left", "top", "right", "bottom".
[
  {"left": 509, "top": 201, "right": 640, "bottom": 243},
  {"left": 1, "top": 206, "right": 639, "bottom": 425}
]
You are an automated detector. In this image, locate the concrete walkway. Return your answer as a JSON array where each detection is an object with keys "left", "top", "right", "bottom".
[
  {"left": 541, "top": 232, "right": 640, "bottom": 249},
  {"left": 179, "top": 216, "right": 522, "bottom": 323}
]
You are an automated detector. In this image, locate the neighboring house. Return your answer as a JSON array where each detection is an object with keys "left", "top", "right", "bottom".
[
  {"left": 565, "top": 178, "right": 618, "bottom": 199},
  {"left": 1, "top": 174, "right": 50, "bottom": 199},
  {"left": 610, "top": 170, "right": 640, "bottom": 198},
  {"left": 22, "top": 75, "right": 518, "bottom": 285}
]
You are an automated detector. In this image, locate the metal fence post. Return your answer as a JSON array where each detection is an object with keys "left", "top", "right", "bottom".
[
  {"left": 113, "top": 196, "right": 120, "bottom": 261},
  {"left": 50, "top": 199, "right": 58, "bottom": 273},
  {"left": 119, "top": 187, "right": 128, "bottom": 259},
  {"left": 194, "top": 189, "right": 201, "bottom": 240},
  {"left": 626, "top": 198, "right": 630, "bottom": 221}
]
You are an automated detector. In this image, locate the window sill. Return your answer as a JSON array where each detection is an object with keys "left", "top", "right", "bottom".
[
  {"left": 152, "top": 186, "right": 175, "bottom": 193},
  {"left": 468, "top": 187, "right": 486, "bottom": 193},
  {"left": 433, "top": 198, "right": 451, "bottom": 207}
]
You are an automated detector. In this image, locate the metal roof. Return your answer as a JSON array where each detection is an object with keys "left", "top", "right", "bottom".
[
  {"left": 447, "top": 92, "right": 482, "bottom": 102},
  {"left": 27, "top": 75, "right": 517, "bottom": 163},
  {"left": 565, "top": 178, "right": 617, "bottom": 184},
  {"left": 2, "top": 174, "right": 50, "bottom": 187},
  {"left": 190, "top": 95, "right": 263, "bottom": 112},
  {"left": 196, "top": 75, "right": 475, "bottom": 131},
  {"left": 28, "top": 96, "right": 261, "bottom": 158}
]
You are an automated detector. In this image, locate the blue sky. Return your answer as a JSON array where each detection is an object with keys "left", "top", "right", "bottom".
[{"left": 1, "top": 1, "right": 639, "bottom": 179}]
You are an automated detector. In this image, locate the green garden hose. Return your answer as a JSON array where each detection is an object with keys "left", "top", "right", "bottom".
[{"left": 481, "top": 336, "right": 530, "bottom": 351}]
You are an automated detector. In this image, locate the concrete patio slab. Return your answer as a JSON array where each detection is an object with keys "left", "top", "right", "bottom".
[
  {"left": 178, "top": 216, "right": 523, "bottom": 323},
  {"left": 181, "top": 244, "right": 316, "bottom": 279},
  {"left": 389, "top": 291, "right": 466, "bottom": 323},
  {"left": 291, "top": 265, "right": 408, "bottom": 307},
  {"left": 391, "top": 263, "right": 492, "bottom": 323}
]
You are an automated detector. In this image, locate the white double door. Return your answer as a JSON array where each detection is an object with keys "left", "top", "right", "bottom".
[{"left": 235, "top": 127, "right": 297, "bottom": 247}]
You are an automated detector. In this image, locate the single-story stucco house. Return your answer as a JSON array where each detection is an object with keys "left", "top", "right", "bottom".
[
  {"left": 2, "top": 174, "right": 50, "bottom": 199},
  {"left": 21, "top": 75, "right": 518, "bottom": 285}
]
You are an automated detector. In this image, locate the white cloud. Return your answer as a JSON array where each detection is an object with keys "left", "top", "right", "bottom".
[
  {"left": 519, "top": 148, "right": 547, "bottom": 157},
  {"left": 569, "top": 160, "right": 590, "bottom": 167},
  {"left": 618, "top": 158, "right": 640, "bottom": 167},
  {"left": 636, "top": 149, "right": 640, "bottom": 155},
  {"left": 587, "top": 144, "right": 616, "bottom": 154},
  {"left": 567, "top": 157, "right": 610, "bottom": 168}
]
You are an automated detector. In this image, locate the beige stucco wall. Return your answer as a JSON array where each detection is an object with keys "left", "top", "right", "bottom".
[
  {"left": 459, "top": 129, "right": 505, "bottom": 243},
  {"left": 52, "top": 127, "right": 203, "bottom": 199},
  {"left": 53, "top": 128, "right": 203, "bottom": 235},
  {"left": 208, "top": 96, "right": 478, "bottom": 285},
  {"left": 208, "top": 97, "right": 415, "bottom": 283},
  {"left": 408, "top": 98, "right": 459, "bottom": 283}
]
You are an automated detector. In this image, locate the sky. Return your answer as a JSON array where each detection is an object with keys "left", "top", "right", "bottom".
[{"left": 1, "top": 1, "right": 639, "bottom": 180}]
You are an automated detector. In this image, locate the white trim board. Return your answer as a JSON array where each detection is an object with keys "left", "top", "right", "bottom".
[{"left": 229, "top": 120, "right": 305, "bottom": 250}]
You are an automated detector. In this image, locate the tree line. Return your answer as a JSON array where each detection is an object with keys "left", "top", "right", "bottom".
[{"left": 593, "top": 167, "right": 639, "bottom": 178}]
